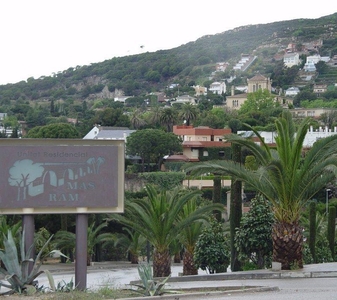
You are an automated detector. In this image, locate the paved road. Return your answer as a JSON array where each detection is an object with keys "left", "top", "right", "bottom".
[{"left": 172, "top": 278, "right": 337, "bottom": 300}]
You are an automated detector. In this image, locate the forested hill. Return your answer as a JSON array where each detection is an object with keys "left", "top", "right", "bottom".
[{"left": 1, "top": 12, "right": 337, "bottom": 104}]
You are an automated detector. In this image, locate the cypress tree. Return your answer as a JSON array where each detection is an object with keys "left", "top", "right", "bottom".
[
  {"left": 327, "top": 206, "right": 336, "bottom": 260},
  {"left": 230, "top": 143, "right": 242, "bottom": 271},
  {"left": 309, "top": 201, "right": 316, "bottom": 262},
  {"left": 213, "top": 175, "right": 222, "bottom": 222}
]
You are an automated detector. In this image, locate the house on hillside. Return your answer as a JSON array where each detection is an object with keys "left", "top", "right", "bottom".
[
  {"left": 289, "top": 108, "right": 335, "bottom": 119},
  {"left": 247, "top": 73, "right": 272, "bottom": 93},
  {"left": 171, "top": 95, "right": 196, "bottom": 105},
  {"left": 286, "top": 43, "right": 297, "bottom": 53},
  {"left": 303, "top": 61, "right": 316, "bottom": 72},
  {"left": 285, "top": 87, "right": 300, "bottom": 97},
  {"left": 226, "top": 73, "right": 272, "bottom": 110},
  {"left": 233, "top": 54, "right": 257, "bottom": 72},
  {"left": 313, "top": 84, "right": 327, "bottom": 96},
  {"left": 83, "top": 125, "right": 135, "bottom": 140},
  {"left": 284, "top": 53, "right": 300, "bottom": 68},
  {"left": 193, "top": 85, "right": 207, "bottom": 96},
  {"left": 83, "top": 126, "right": 140, "bottom": 164},
  {"left": 209, "top": 81, "right": 226, "bottom": 95},
  {"left": 114, "top": 96, "right": 132, "bottom": 103},
  {"left": 240, "top": 125, "right": 337, "bottom": 149},
  {"left": 172, "top": 125, "right": 231, "bottom": 162},
  {"left": 215, "top": 62, "right": 229, "bottom": 72}
]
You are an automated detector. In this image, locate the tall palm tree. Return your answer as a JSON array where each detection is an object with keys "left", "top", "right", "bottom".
[
  {"left": 148, "top": 105, "right": 162, "bottom": 128},
  {"left": 186, "top": 111, "right": 337, "bottom": 269},
  {"left": 159, "top": 107, "right": 176, "bottom": 132},
  {"left": 130, "top": 109, "right": 146, "bottom": 129},
  {"left": 110, "top": 185, "right": 223, "bottom": 277},
  {"left": 180, "top": 103, "right": 198, "bottom": 126}
]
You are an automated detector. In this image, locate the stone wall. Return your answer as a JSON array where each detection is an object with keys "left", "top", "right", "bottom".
[{"left": 125, "top": 174, "right": 145, "bottom": 192}]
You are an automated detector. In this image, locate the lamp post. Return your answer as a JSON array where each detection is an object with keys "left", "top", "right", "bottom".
[{"left": 326, "top": 188, "right": 331, "bottom": 215}]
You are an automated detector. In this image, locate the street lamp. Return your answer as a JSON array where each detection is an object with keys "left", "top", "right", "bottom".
[{"left": 326, "top": 188, "right": 331, "bottom": 215}]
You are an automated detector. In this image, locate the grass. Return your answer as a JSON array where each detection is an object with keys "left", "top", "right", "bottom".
[
  {"left": 4, "top": 287, "right": 142, "bottom": 299},
  {"left": 4, "top": 286, "right": 264, "bottom": 299}
]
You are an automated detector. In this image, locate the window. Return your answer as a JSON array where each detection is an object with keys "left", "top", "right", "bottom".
[{"left": 232, "top": 100, "right": 239, "bottom": 107}]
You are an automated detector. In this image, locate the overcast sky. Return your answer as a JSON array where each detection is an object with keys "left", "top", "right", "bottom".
[{"left": 1, "top": 1, "right": 337, "bottom": 85}]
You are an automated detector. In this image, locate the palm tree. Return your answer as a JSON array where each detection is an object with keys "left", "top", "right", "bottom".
[
  {"left": 178, "top": 198, "right": 209, "bottom": 275},
  {"left": 147, "top": 105, "right": 162, "bottom": 128},
  {"left": 54, "top": 221, "right": 115, "bottom": 266},
  {"left": 180, "top": 103, "right": 198, "bottom": 126},
  {"left": 109, "top": 185, "right": 223, "bottom": 277},
  {"left": 186, "top": 111, "right": 337, "bottom": 269},
  {"left": 130, "top": 109, "right": 146, "bottom": 129},
  {"left": 159, "top": 107, "right": 176, "bottom": 132},
  {"left": 112, "top": 227, "right": 146, "bottom": 264}
]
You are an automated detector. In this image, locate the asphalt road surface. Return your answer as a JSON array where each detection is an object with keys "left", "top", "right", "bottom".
[{"left": 177, "top": 277, "right": 337, "bottom": 300}]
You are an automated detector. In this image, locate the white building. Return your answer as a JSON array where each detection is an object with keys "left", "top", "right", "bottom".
[
  {"left": 114, "top": 96, "right": 131, "bottom": 103},
  {"left": 307, "top": 55, "right": 322, "bottom": 65},
  {"left": 209, "top": 82, "right": 226, "bottom": 95},
  {"left": 284, "top": 53, "right": 300, "bottom": 68},
  {"left": 285, "top": 87, "right": 300, "bottom": 97},
  {"left": 171, "top": 95, "right": 196, "bottom": 105},
  {"left": 303, "top": 61, "right": 316, "bottom": 72},
  {"left": 83, "top": 126, "right": 135, "bottom": 140},
  {"left": 239, "top": 126, "right": 337, "bottom": 148}
]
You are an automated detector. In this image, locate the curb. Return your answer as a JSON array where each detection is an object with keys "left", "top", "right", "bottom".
[
  {"left": 129, "top": 270, "right": 337, "bottom": 286},
  {"left": 120, "top": 286, "right": 279, "bottom": 300}
]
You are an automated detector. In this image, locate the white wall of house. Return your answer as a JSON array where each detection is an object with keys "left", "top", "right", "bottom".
[
  {"left": 284, "top": 53, "right": 300, "bottom": 67},
  {"left": 285, "top": 87, "right": 300, "bottom": 97},
  {"left": 239, "top": 126, "right": 337, "bottom": 148},
  {"left": 209, "top": 82, "right": 226, "bottom": 94}
]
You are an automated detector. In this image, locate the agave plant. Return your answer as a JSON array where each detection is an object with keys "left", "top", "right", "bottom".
[
  {"left": 0, "top": 229, "right": 65, "bottom": 295},
  {"left": 132, "top": 262, "right": 171, "bottom": 296}
]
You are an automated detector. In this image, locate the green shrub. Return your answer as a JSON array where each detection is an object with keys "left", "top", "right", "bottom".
[
  {"left": 139, "top": 172, "right": 185, "bottom": 190},
  {"left": 194, "top": 219, "right": 230, "bottom": 274}
]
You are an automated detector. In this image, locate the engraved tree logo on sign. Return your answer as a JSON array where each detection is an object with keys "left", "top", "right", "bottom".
[
  {"left": 8, "top": 157, "right": 106, "bottom": 201},
  {"left": 8, "top": 159, "right": 45, "bottom": 201}
]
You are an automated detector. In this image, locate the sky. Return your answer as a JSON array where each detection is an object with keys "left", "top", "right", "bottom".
[{"left": 1, "top": 1, "right": 337, "bottom": 85}]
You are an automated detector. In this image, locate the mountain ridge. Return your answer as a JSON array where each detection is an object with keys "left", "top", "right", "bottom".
[{"left": 1, "top": 12, "right": 337, "bottom": 104}]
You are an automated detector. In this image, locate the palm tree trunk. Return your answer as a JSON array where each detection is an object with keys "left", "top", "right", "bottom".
[
  {"left": 153, "top": 248, "right": 171, "bottom": 278},
  {"left": 130, "top": 252, "right": 139, "bottom": 264},
  {"left": 183, "top": 250, "right": 198, "bottom": 275},
  {"left": 272, "top": 222, "right": 303, "bottom": 270},
  {"left": 173, "top": 251, "right": 181, "bottom": 263}
]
